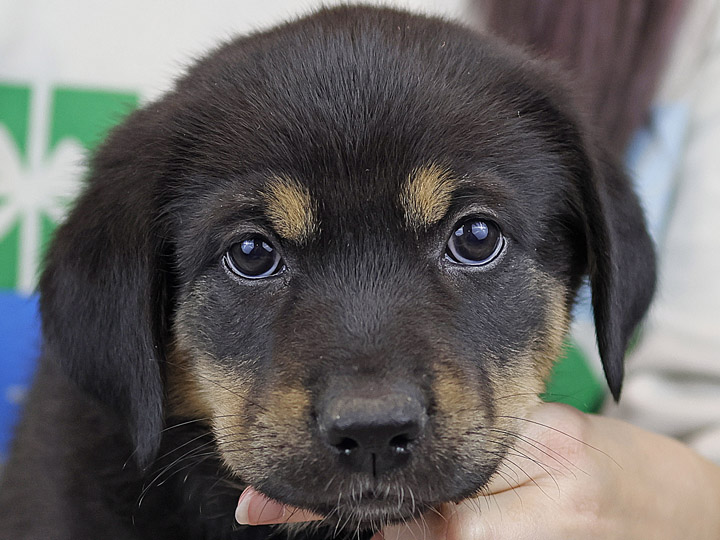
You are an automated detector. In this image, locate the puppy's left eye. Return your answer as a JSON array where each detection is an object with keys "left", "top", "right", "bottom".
[
  {"left": 446, "top": 219, "right": 505, "bottom": 266},
  {"left": 224, "top": 237, "right": 284, "bottom": 279}
]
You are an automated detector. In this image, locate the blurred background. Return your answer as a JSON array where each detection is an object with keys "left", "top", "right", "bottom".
[{"left": 2, "top": 0, "right": 718, "bottom": 467}]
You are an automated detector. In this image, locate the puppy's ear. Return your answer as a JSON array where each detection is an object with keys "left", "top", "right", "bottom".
[
  {"left": 579, "top": 147, "right": 656, "bottom": 400},
  {"left": 39, "top": 106, "right": 170, "bottom": 467}
]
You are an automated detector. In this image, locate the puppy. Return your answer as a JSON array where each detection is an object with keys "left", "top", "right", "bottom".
[{"left": 0, "top": 6, "right": 655, "bottom": 540}]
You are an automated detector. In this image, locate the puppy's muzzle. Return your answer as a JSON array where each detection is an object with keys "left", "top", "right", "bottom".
[{"left": 318, "top": 384, "right": 427, "bottom": 477}]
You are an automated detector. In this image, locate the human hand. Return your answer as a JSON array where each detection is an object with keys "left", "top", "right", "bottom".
[
  {"left": 235, "top": 403, "right": 720, "bottom": 539},
  {"left": 235, "top": 487, "right": 323, "bottom": 526}
]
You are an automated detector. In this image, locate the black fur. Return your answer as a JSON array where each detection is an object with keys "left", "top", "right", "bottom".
[{"left": 0, "top": 6, "right": 655, "bottom": 539}]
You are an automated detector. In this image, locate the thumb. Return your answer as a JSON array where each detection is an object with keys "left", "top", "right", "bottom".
[{"left": 235, "top": 487, "right": 324, "bottom": 525}]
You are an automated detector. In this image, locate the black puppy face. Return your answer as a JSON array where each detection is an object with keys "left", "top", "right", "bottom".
[
  {"left": 170, "top": 161, "right": 570, "bottom": 522},
  {"left": 40, "top": 5, "right": 655, "bottom": 533}
]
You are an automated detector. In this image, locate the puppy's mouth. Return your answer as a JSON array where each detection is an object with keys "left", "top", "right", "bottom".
[
  {"left": 300, "top": 488, "right": 437, "bottom": 530},
  {"left": 222, "top": 379, "right": 509, "bottom": 531},
  {"left": 230, "top": 429, "right": 505, "bottom": 531}
]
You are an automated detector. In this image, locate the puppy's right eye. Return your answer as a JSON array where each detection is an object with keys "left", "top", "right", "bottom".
[
  {"left": 224, "top": 237, "right": 284, "bottom": 279},
  {"left": 445, "top": 218, "right": 505, "bottom": 266}
]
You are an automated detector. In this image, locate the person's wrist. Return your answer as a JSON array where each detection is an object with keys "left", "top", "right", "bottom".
[
  {"left": 679, "top": 440, "right": 720, "bottom": 539},
  {"left": 589, "top": 411, "right": 720, "bottom": 540}
]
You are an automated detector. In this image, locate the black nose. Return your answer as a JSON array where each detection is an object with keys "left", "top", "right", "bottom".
[{"left": 318, "top": 386, "right": 427, "bottom": 477}]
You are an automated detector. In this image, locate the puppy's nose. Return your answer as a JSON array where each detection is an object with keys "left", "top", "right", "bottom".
[{"left": 318, "top": 387, "right": 427, "bottom": 477}]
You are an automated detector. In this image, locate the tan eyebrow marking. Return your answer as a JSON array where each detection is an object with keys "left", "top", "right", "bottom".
[
  {"left": 401, "top": 163, "right": 457, "bottom": 229},
  {"left": 262, "top": 175, "right": 318, "bottom": 242}
]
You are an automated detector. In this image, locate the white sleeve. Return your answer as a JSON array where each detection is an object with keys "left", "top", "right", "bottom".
[{"left": 606, "top": 0, "right": 720, "bottom": 464}]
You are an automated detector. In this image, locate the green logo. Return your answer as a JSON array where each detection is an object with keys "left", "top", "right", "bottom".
[{"left": 0, "top": 83, "right": 138, "bottom": 291}]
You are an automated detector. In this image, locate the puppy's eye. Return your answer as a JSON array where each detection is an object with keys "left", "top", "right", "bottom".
[
  {"left": 224, "top": 237, "right": 284, "bottom": 279},
  {"left": 446, "top": 219, "right": 505, "bottom": 266}
]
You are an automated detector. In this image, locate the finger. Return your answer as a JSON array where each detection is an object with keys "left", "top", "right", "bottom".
[
  {"left": 455, "top": 479, "right": 582, "bottom": 540},
  {"left": 235, "top": 487, "right": 324, "bottom": 525},
  {"left": 409, "top": 494, "right": 539, "bottom": 540},
  {"left": 378, "top": 492, "right": 550, "bottom": 540}
]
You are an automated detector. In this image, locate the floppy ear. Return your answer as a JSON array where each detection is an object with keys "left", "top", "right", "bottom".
[
  {"left": 39, "top": 106, "right": 170, "bottom": 467},
  {"left": 579, "top": 148, "right": 656, "bottom": 400}
]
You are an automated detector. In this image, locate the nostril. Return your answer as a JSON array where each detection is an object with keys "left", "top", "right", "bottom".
[
  {"left": 334, "top": 437, "right": 359, "bottom": 455},
  {"left": 326, "top": 419, "right": 421, "bottom": 457},
  {"left": 389, "top": 433, "right": 413, "bottom": 453}
]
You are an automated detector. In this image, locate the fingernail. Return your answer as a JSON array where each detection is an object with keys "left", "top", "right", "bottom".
[
  {"left": 235, "top": 488, "right": 254, "bottom": 524},
  {"left": 235, "top": 487, "right": 285, "bottom": 525}
]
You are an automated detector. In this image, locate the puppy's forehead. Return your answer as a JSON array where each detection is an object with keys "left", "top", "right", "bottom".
[{"left": 260, "top": 164, "right": 459, "bottom": 241}]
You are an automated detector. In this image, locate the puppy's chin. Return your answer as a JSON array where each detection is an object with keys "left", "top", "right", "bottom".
[
  {"left": 257, "top": 469, "right": 497, "bottom": 533},
  {"left": 311, "top": 496, "right": 432, "bottom": 530},
  {"left": 277, "top": 496, "right": 435, "bottom": 533}
]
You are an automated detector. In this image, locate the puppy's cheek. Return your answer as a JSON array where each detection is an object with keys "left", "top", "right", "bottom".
[
  {"left": 494, "top": 276, "right": 570, "bottom": 444},
  {"left": 431, "top": 360, "right": 498, "bottom": 474},
  {"left": 168, "top": 346, "right": 255, "bottom": 439},
  {"left": 433, "top": 275, "right": 570, "bottom": 492},
  {"left": 167, "top": 330, "right": 258, "bottom": 474},
  {"left": 199, "top": 364, "right": 251, "bottom": 435},
  {"left": 166, "top": 344, "right": 217, "bottom": 420},
  {"left": 184, "top": 359, "right": 267, "bottom": 480},
  {"left": 219, "top": 383, "right": 313, "bottom": 484},
  {"left": 531, "top": 275, "right": 572, "bottom": 383}
]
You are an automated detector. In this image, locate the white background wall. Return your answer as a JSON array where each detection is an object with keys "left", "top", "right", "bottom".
[{"left": 0, "top": 0, "right": 469, "bottom": 102}]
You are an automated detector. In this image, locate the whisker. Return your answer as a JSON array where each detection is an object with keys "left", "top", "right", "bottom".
[
  {"left": 488, "top": 427, "right": 586, "bottom": 477},
  {"left": 491, "top": 451, "right": 558, "bottom": 500},
  {"left": 496, "top": 415, "right": 621, "bottom": 468}
]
